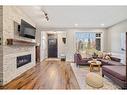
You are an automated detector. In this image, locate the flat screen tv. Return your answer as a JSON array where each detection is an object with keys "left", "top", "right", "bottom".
[{"left": 20, "top": 19, "right": 36, "bottom": 39}]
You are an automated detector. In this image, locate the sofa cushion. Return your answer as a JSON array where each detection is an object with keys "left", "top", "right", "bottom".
[
  {"left": 108, "top": 60, "right": 123, "bottom": 66},
  {"left": 81, "top": 58, "right": 89, "bottom": 63},
  {"left": 110, "top": 56, "right": 121, "bottom": 62},
  {"left": 102, "top": 66, "right": 126, "bottom": 81},
  {"left": 100, "top": 59, "right": 122, "bottom": 66},
  {"left": 104, "top": 55, "right": 111, "bottom": 60},
  {"left": 97, "top": 51, "right": 103, "bottom": 58},
  {"left": 100, "top": 59, "right": 109, "bottom": 65}
]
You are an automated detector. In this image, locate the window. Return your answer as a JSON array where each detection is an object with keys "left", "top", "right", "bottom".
[
  {"left": 96, "top": 33, "right": 101, "bottom": 37},
  {"left": 76, "top": 32, "right": 101, "bottom": 52},
  {"left": 96, "top": 38, "right": 101, "bottom": 50}
]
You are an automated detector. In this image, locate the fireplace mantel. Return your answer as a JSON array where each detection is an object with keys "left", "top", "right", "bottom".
[{"left": 7, "top": 39, "right": 36, "bottom": 46}]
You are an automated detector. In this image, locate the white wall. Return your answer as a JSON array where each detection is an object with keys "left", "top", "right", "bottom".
[
  {"left": 107, "top": 20, "right": 127, "bottom": 53},
  {"left": 107, "top": 20, "right": 127, "bottom": 64},
  {"left": 57, "top": 32, "right": 66, "bottom": 58},
  {"left": 39, "top": 32, "right": 48, "bottom": 61},
  {"left": 2, "top": 6, "right": 36, "bottom": 85}
]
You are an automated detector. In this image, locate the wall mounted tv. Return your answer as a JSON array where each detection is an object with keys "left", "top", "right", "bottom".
[{"left": 20, "top": 19, "right": 36, "bottom": 39}]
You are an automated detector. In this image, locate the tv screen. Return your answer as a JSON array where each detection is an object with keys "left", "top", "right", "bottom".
[{"left": 20, "top": 19, "right": 36, "bottom": 39}]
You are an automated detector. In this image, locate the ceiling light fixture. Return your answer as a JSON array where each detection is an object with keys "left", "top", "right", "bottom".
[
  {"left": 74, "top": 24, "right": 78, "bottom": 27},
  {"left": 101, "top": 24, "right": 105, "bottom": 26}
]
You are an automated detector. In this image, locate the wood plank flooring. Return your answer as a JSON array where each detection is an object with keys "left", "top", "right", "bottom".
[{"left": 1, "top": 59, "right": 79, "bottom": 89}]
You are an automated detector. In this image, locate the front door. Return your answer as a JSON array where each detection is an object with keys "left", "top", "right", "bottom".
[{"left": 48, "top": 34, "right": 58, "bottom": 58}]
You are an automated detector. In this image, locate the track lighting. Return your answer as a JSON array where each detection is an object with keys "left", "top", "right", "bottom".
[{"left": 42, "top": 10, "right": 49, "bottom": 21}]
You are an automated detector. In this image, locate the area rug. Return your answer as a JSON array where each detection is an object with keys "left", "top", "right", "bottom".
[{"left": 70, "top": 63, "right": 121, "bottom": 89}]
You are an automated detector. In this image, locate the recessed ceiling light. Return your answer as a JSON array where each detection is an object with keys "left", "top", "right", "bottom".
[
  {"left": 34, "top": 6, "right": 41, "bottom": 10},
  {"left": 74, "top": 24, "right": 78, "bottom": 27},
  {"left": 101, "top": 24, "right": 105, "bottom": 26}
]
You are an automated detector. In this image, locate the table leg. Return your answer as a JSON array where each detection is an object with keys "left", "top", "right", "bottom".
[
  {"left": 90, "top": 64, "right": 92, "bottom": 72},
  {"left": 98, "top": 65, "right": 100, "bottom": 71}
]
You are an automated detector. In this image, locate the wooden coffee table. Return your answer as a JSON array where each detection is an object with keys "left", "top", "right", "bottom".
[{"left": 88, "top": 60, "right": 102, "bottom": 72}]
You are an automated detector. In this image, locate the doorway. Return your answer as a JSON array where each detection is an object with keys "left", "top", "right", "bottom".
[{"left": 48, "top": 34, "right": 58, "bottom": 58}]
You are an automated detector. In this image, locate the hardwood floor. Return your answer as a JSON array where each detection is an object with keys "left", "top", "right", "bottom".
[{"left": 1, "top": 59, "right": 79, "bottom": 89}]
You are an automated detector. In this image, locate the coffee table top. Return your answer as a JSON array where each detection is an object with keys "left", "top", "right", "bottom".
[{"left": 88, "top": 60, "right": 102, "bottom": 65}]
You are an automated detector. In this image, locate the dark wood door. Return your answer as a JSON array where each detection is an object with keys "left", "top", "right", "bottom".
[
  {"left": 35, "top": 46, "right": 40, "bottom": 63},
  {"left": 48, "top": 34, "right": 57, "bottom": 58}
]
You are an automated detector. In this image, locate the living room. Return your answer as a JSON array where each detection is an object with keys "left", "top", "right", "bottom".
[{"left": 0, "top": 6, "right": 126, "bottom": 89}]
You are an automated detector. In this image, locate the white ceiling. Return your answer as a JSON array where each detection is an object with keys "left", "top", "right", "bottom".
[{"left": 19, "top": 6, "right": 127, "bottom": 30}]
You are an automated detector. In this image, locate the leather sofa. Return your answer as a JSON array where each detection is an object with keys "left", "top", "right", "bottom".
[
  {"left": 99, "top": 57, "right": 126, "bottom": 89},
  {"left": 74, "top": 53, "right": 91, "bottom": 66},
  {"left": 99, "top": 56, "right": 122, "bottom": 66},
  {"left": 102, "top": 65, "right": 127, "bottom": 89},
  {"left": 74, "top": 53, "right": 122, "bottom": 66}
]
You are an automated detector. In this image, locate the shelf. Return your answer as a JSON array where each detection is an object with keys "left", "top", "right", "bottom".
[{"left": 7, "top": 39, "right": 36, "bottom": 46}]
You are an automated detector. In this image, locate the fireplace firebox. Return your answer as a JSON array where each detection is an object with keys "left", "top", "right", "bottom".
[{"left": 17, "top": 54, "right": 31, "bottom": 68}]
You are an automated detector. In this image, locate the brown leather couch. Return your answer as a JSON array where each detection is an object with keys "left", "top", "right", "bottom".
[{"left": 102, "top": 65, "right": 127, "bottom": 89}]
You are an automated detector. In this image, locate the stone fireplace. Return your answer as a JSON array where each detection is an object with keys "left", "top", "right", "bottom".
[{"left": 1, "top": 6, "right": 36, "bottom": 85}]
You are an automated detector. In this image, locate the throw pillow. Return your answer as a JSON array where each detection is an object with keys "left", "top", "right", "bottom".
[
  {"left": 105, "top": 55, "right": 111, "bottom": 60},
  {"left": 98, "top": 51, "right": 103, "bottom": 58}
]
